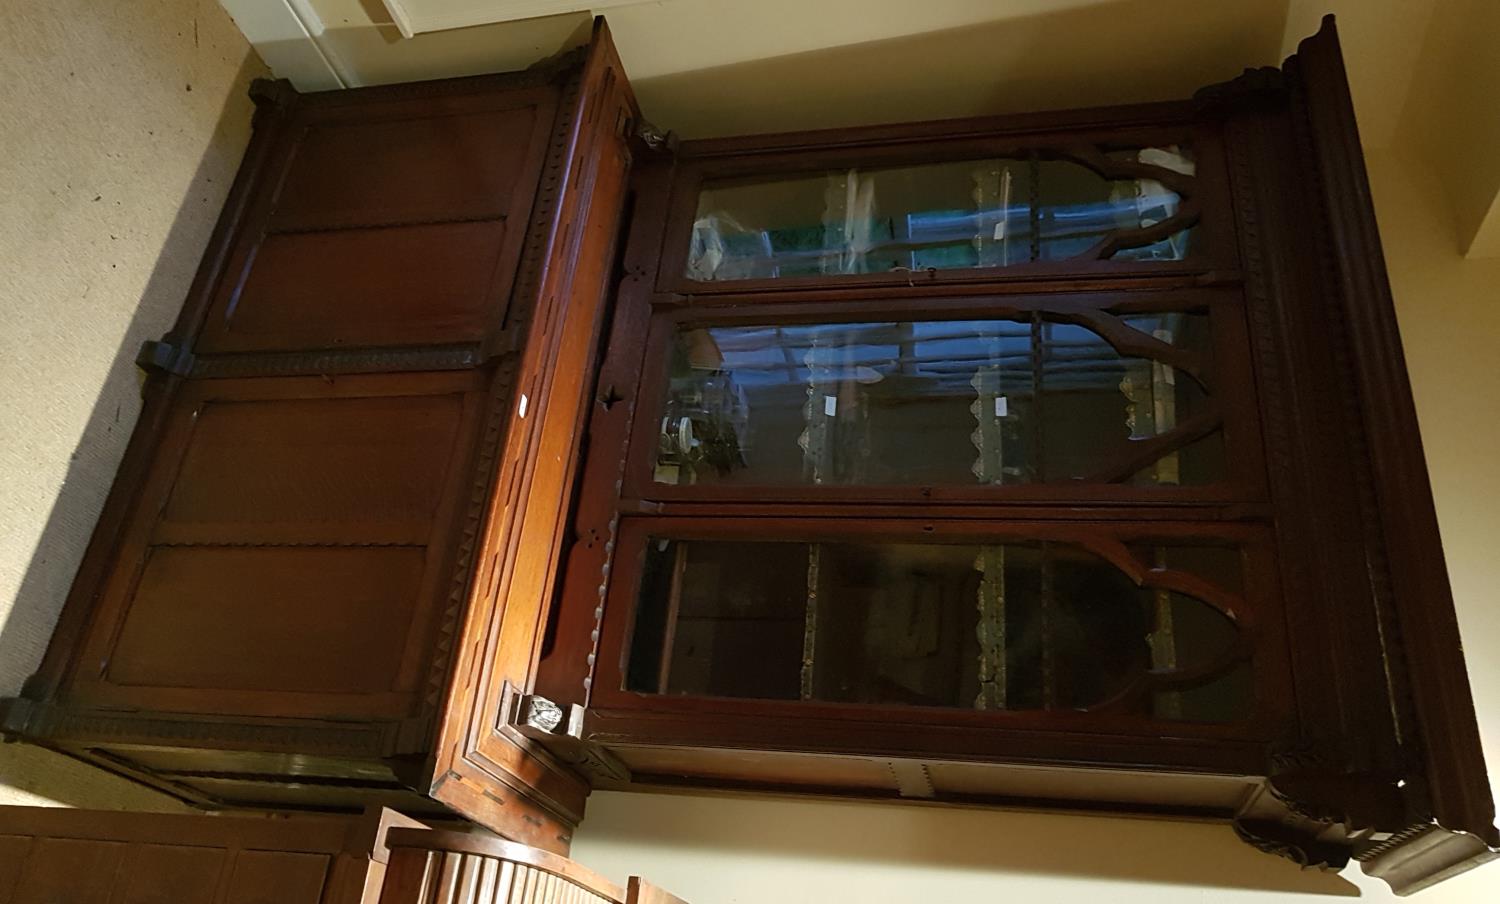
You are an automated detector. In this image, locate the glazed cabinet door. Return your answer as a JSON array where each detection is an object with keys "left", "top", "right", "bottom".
[{"left": 535, "top": 18, "right": 1496, "bottom": 889}]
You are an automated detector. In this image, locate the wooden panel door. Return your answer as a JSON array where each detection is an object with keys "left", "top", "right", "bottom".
[
  {"left": 196, "top": 87, "right": 555, "bottom": 353},
  {"left": 62, "top": 371, "right": 484, "bottom": 722}
]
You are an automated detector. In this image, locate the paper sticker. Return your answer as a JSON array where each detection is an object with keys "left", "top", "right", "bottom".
[
  {"left": 824, "top": 395, "right": 838, "bottom": 417},
  {"left": 518, "top": 394, "right": 529, "bottom": 418},
  {"left": 995, "top": 396, "right": 1009, "bottom": 418}
]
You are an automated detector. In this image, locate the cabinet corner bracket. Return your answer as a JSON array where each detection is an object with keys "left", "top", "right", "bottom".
[{"left": 512, "top": 694, "right": 631, "bottom": 786}]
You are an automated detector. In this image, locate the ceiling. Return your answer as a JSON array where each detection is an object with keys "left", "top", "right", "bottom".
[{"left": 218, "top": 0, "right": 1497, "bottom": 257}]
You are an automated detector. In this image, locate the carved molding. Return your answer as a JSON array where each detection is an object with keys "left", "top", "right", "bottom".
[
  {"left": 1285, "top": 54, "right": 1424, "bottom": 789},
  {"left": 190, "top": 344, "right": 484, "bottom": 379},
  {"left": 635, "top": 118, "right": 673, "bottom": 152},
  {"left": 1192, "top": 66, "right": 1289, "bottom": 117},
  {"left": 512, "top": 694, "right": 631, "bottom": 787},
  {"left": 1356, "top": 823, "right": 1500, "bottom": 895},
  {"left": 1268, "top": 770, "right": 1406, "bottom": 831},
  {"left": 1264, "top": 733, "right": 1407, "bottom": 830},
  {"left": 1232, "top": 819, "right": 1350, "bottom": 871},
  {"left": 419, "top": 58, "right": 590, "bottom": 748},
  {"left": 3, "top": 700, "right": 394, "bottom": 757}
]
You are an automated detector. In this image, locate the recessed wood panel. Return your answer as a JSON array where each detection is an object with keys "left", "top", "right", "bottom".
[
  {"left": 158, "top": 393, "right": 466, "bottom": 545},
  {"left": 113, "top": 844, "right": 226, "bottom": 904},
  {"left": 0, "top": 836, "right": 32, "bottom": 904},
  {"left": 271, "top": 107, "right": 539, "bottom": 231},
  {"left": 9, "top": 838, "right": 125, "bottom": 904},
  {"left": 205, "top": 220, "right": 510, "bottom": 352},
  {"left": 223, "top": 851, "right": 330, "bottom": 904},
  {"left": 0, "top": 806, "right": 416, "bottom": 904},
  {"left": 107, "top": 547, "right": 425, "bottom": 694}
]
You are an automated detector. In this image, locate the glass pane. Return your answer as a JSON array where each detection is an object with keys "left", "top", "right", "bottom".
[
  {"left": 652, "top": 313, "right": 1220, "bottom": 488},
  {"left": 686, "top": 147, "right": 1195, "bottom": 282},
  {"left": 626, "top": 537, "right": 1250, "bottom": 722}
]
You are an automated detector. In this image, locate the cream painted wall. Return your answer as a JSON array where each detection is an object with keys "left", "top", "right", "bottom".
[
  {"left": 567, "top": 147, "right": 1500, "bottom": 903},
  {"left": 1396, "top": 0, "right": 1500, "bottom": 256},
  {"left": 0, "top": 0, "right": 266, "bottom": 808}
]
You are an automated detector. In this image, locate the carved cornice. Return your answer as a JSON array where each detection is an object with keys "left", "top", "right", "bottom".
[
  {"left": 1268, "top": 770, "right": 1406, "bottom": 830},
  {"left": 1192, "top": 66, "right": 1289, "bottom": 118},
  {"left": 1233, "top": 819, "right": 1351, "bottom": 870},
  {"left": 1356, "top": 823, "right": 1500, "bottom": 895},
  {"left": 1284, "top": 51, "right": 1425, "bottom": 792},
  {"left": 1265, "top": 733, "right": 1407, "bottom": 830}
]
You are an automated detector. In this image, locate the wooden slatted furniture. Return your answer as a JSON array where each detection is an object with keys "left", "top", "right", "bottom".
[{"left": 378, "top": 829, "right": 625, "bottom": 904}]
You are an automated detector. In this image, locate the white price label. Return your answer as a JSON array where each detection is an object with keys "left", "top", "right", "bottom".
[
  {"left": 995, "top": 396, "right": 1009, "bottom": 418},
  {"left": 824, "top": 395, "right": 838, "bottom": 416}
]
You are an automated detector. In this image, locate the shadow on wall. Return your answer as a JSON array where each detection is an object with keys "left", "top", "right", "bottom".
[
  {"left": 632, "top": 0, "right": 1291, "bottom": 138},
  {"left": 0, "top": 52, "right": 264, "bottom": 806},
  {"left": 573, "top": 790, "right": 1360, "bottom": 896}
]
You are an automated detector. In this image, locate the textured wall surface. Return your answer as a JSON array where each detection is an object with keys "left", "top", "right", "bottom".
[{"left": 0, "top": 0, "right": 266, "bottom": 808}]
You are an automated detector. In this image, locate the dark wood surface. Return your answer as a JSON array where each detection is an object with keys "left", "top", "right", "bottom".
[
  {"left": 198, "top": 86, "right": 555, "bottom": 354},
  {"left": 535, "top": 13, "right": 1496, "bottom": 892},
  {"left": 3, "top": 18, "right": 636, "bottom": 855},
  {"left": 0, "top": 806, "right": 423, "bottom": 904},
  {"left": 1291, "top": 14, "right": 1497, "bottom": 852},
  {"left": 423, "top": 18, "right": 639, "bottom": 852},
  {"left": 2, "top": 11, "right": 1490, "bottom": 894}
]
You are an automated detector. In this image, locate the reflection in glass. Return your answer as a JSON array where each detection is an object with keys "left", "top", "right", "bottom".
[
  {"left": 652, "top": 313, "right": 1221, "bottom": 488},
  {"left": 627, "top": 538, "right": 1249, "bottom": 722},
  {"left": 686, "top": 147, "right": 1196, "bottom": 282}
]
